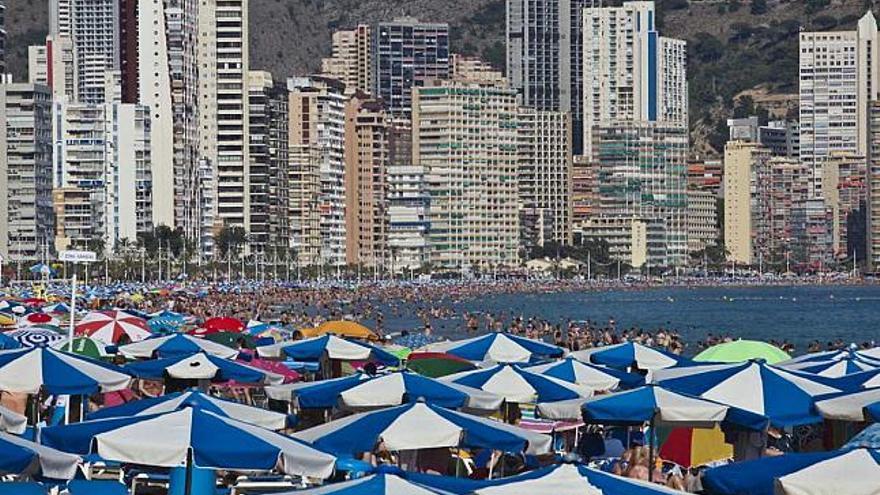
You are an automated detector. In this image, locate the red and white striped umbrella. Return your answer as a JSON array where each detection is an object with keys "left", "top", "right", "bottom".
[{"left": 75, "top": 310, "right": 153, "bottom": 344}]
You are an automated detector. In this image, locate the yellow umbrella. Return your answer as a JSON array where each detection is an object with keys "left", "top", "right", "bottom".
[{"left": 0, "top": 313, "right": 16, "bottom": 327}]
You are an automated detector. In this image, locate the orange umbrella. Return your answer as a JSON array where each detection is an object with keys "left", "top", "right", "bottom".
[{"left": 299, "top": 320, "right": 378, "bottom": 341}]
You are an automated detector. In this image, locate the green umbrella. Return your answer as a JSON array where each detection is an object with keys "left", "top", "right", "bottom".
[
  {"left": 204, "top": 331, "right": 257, "bottom": 349},
  {"left": 694, "top": 340, "right": 791, "bottom": 364},
  {"left": 55, "top": 337, "right": 110, "bottom": 359},
  {"left": 406, "top": 352, "right": 477, "bottom": 378}
]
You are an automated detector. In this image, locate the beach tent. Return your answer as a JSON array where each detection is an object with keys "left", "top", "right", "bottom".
[
  {"left": 299, "top": 320, "right": 379, "bottom": 341},
  {"left": 75, "top": 310, "right": 152, "bottom": 344},
  {"left": 703, "top": 450, "right": 850, "bottom": 495},
  {"left": 41, "top": 408, "right": 336, "bottom": 479},
  {"left": 537, "top": 384, "right": 768, "bottom": 431},
  {"left": 0, "top": 404, "right": 26, "bottom": 434},
  {"left": 694, "top": 340, "right": 791, "bottom": 364},
  {"left": 0, "top": 432, "right": 80, "bottom": 479},
  {"left": 406, "top": 463, "right": 687, "bottom": 495},
  {"left": 0, "top": 347, "right": 130, "bottom": 395},
  {"left": 273, "top": 473, "right": 447, "bottom": 495},
  {"left": 124, "top": 352, "right": 284, "bottom": 384},
  {"left": 419, "top": 333, "right": 564, "bottom": 364},
  {"left": 4, "top": 328, "right": 66, "bottom": 348},
  {"left": 442, "top": 364, "right": 593, "bottom": 404},
  {"left": 267, "top": 371, "right": 502, "bottom": 412},
  {"left": 257, "top": 335, "right": 400, "bottom": 366},
  {"left": 571, "top": 342, "right": 686, "bottom": 371},
  {"left": 87, "top": 390, "right": 289, "bottom": 430},
  {"left": 775, "top": 448, "right": 880, "bottom": 495},
  {"left": 814, "top": 387, "right": 880, "bottom": 422},
  {"left": 652, "top": 360, "right": 840, "bottom": 426},
  {"left": 117, "top": 333, "right": 239, "bottom": 359},
  {"left": 528, "top": 357, "right": 644, "bottom": 390},
  {"left": 293, "top": 401, "right": 552, "bottom": 456}
]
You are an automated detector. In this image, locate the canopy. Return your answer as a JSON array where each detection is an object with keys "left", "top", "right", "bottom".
[
  {"left": 814, "top": 388, "right": 880, "bottom": 422},
  {"left": 87, "top": 389, "right": 288, "bottom": 429},
  {"left": 527, "top": 357, "right": 644, "bottom": 390},
  {"left": 703, "top": 450, "right": 846, "bottom": 495},
  {"left": 419, "top": 333, "right": 564, "bottom": 364},
  {"left": 0, "top": 432, "right": 80, "bottom": 479},
  {"left": 570, "top": 342, "right": 685, "bottom": 371},
  {"left": 694, "top": 340, "right": 791, "bottom": 364},
  {"left": 257, "top": 335, "right": 400, "bottom": 366},
  {"left": 124, "top": 352, "right": 284, "bottom": 384},
  {"left": 775, "top": 448, "right": 880, "bottom": 495},
  {"left": 0, "top": 404, "right": 27, "bottom": 434},
  {"left": 269, "top": 371, "right": 502, "bottom": 412},
  {"left": 653, "top": 360, "right": 839, "bottom": 426},
  {"left": 75, "top": 310, "right": 152, "bottom": 344},
  {"left": 117, "top": 333, "right": 239, "bottom": 359},
  {"left": 4, "top": 328, "right": 66, "bottom": 348},
  {"left": 274, "top": 473, "right": 446, "bottom": 495},
  {"left": 41, "top": 408, "right": 336, "bottom": 478},
  {"left": 0, "top": 347, "right": 131, "bottom": 395},
  {"left": 442, "top": 364, "right": 593, "bottom": 404},
  {"left": 293, "top": 401, "right": 552, "bottom": 456},
  {"left": 299, "top": 321, "right": 379, "bottom": 341},
  {"left": 539, "top": 385, "right": 768, "bottom": 430}
]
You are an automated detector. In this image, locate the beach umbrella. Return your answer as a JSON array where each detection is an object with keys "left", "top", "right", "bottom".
[
  {"left": 653, "top": 360, "right": 840, "bottom": 427},
  {"left": 298, "top": 320, "right": 378, "bottom": 341},
  {"left": 75, "top": 310, "right": 152, "bottom": 344},
  {"left": 406, "top": 462, "right": 684, "bottom": 495},
  {"left": 419, "top": 333, "right": 564, "bottom": 364},
  {"left": 257, "top": 335, "right": 400, "bottom": 366},
  {"left": 778, "top": 348, "right": 880, "bottom": 378},
  {"left": 0, "top": 332, "right": 21, "bottom": 350},
  {"left": 205, "top": 331, "right": 258, "bottom": 349},
  {"left": 0, "top": 313, "right": 17, "bottom": 328},
  {"left": 0, "top": 404, "right": 27, "bottom": 434},
  {"left": 87, "top": 389, "right": 290, "bottom": 430},
  {"left": 240, "top": 355, "right": 301, "bottom": 383},
  {"left": 42, "top": 303, "right": 70, "bottom": 315},
  {"left": 116, "top": 333, "right": 239, "bottom": 359},
  {"left": 28, "top": 263, "right": 56, "bottom": 278},
  {"left": 273, "top": 473, "right": 447, "bottom": 495},
  {"left": 442, "top": 364, "right": 593, "bottom": 404},
  {"left": 775, "top": 448, "right": 880, "bottom": 495},
  {"left": 0, "top": 347, "right": 130, "bottom": 395},
  {"left": 844, "top": 423, "right": 880, "bottom": 450},
  {"left": 53, "top": 337, "right": 109, "bottom": 359},
  {"left": 293, "top": 401, "right": 552, "bottom": 456},
  {"left": 694, "top": 340, "right": 791, "bottom": 364},
  {"left": 814, "top": 388, "right": 880, "bottom": 422},
  {"left": 406, "top": 352, "right": 477, "bottom": 378},
  {"left": 658, "top": 426, "right": 733, "bottom": 468},
  {"left": 147, "top": 312, "right": 188, "bottom": 334},
  {"left": 203, "top": 316, "right": 245, "bottom": 333},
  {"left": 702, "top": 450, "right": 855, "bottom": 495},
  {"left": 4, "top": 328, "right": 66, "bottom": 348},
  {"left": 527, "top": 357, "right": 644, "bottom": 390},
  {"left": 268, "top": 371, "right": 503, "bottom": 412},
  {"left": 539, "top": 384, "right": 768, "bottom": 430},
  {"left": 570, "top": 342, "right": 686, "bottom": 371},
  {"left": 124, "top": 352, "right": 285, "bottom": 384},
  {"left": 19, "top": 313, "right": 60, "bottom": 327},
  {"left": 0, "top": 431, "right": 80, "bottom": 479},
  {"left": 41, "top": 407, "right": 336, "bottom": 479},
  {"left": 0, "top": 301, "right": 29, "bottom": 315}
]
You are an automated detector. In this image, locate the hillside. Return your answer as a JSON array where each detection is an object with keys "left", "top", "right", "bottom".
[{"left": 3, "top": 0, "right": 875, "bottom": 153}]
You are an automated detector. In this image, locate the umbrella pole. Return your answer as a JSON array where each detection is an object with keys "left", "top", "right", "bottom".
[
  {"left": 648, "top": 417, "right": 654, "bottom": 482},
  {"left": 184, "top": 449, "right": 193, "bottom": 495}
]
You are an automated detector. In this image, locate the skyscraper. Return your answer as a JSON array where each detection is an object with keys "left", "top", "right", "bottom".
[
  {"left": 70, "top": 0, "right": 120, "bottom": 103},
  {"left": 581, "top": 1, "right": 687, "bottom": 157},
  {"left": 321, "top": 24, "right": 372, "bottom": 95},
  {"left": 0, "top": 1, "right": 6, "bottom": 76},
  {"left": 506, "top": 0, "right": 587, "bottom": 153},
  {"left": 800, "top": 11, "right": 878, "bottom": 194},
  {"left": 412, "top": 80, "right": 520, "bottom": 272},
  {"left": 372, "top": 18, "right": 449, "bottom": 118}
]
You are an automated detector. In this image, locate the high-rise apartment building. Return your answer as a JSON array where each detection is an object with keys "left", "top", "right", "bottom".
[
  {"left": 412, "top": 81, "right": 520, "bottom": 272},
  {"left": 517, "top": 109, "right": 573, "bottom": 247},
  {"left": 344, "top": 94, "right": 390, "bottom": 269},
  {"left": 724, "top": 141, "right": 768, "bottom": 266},
  {"left": 800, "top": 12, "right": 878, "bottom": 194},
  {"left": 321, "top": 24, "right": 372, "bottom": 95},
  {"left": 0, "top": 1, "right": 6, "bottom": 76},
  {"left": 868, "top": 102, "right": 880, "bottom": 269},
  {"left": 373, "top": 18, "right": 449, "bottom": 118},
  {"left": 450, "top": 54, "right": 507, "bottom": 87},
  {"left": 821, "top": 154, "right": 867, "bottom": 260},
  {"left": 686, "top": 188, "right": 717, "bottom": 254},
  {"left": 287, "top": 76, "right": 347, "bottom": 267},
  {"left": 0, "top": 84, "right": 54, "bottom": 261},
  {"left": 248, "top": 71, "right": 289, "bottom": 256},
  {"left": 581, "top": 1, "right": 688, "bottom": 157},
  {"left": 506, "top": 0, "right": 587, "bottom": 153},
  {"left": 69, "top": 0, "right": 120, "bottom": 103},
  {"left": 198, "top": 0, "right": 250, "bottom": 241},
  {"left": 387, "top": 164, "right": 429, "bottom": 272},
  {"left": 592, "top": 122, "right": 689, "bottom": 266}
]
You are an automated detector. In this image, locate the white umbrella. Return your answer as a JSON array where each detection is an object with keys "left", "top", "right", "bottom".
[{"left": 775, "top": 448, "right": 880, "bottom": 495}]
